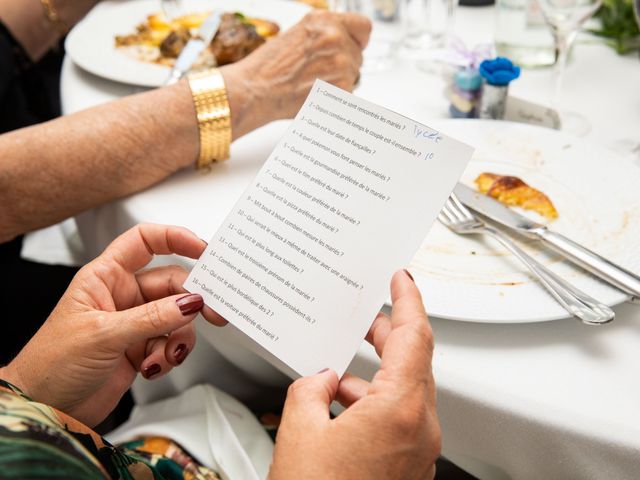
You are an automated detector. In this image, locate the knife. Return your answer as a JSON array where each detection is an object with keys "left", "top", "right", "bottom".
[
  {"left": 165, "top": 10, "right": 222, "bottom": 85},
  {"left": 454, "top": 183, "right": 640, "bottom": 301}
]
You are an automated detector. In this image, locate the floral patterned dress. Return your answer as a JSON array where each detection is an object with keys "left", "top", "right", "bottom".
[{"left": 0, "top": 380, "right": 221, "bottom": 479}]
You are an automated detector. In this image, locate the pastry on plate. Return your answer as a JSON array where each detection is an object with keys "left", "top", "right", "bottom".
[{"left": 475, "top": 172, "right": 558, "bottom": 219}]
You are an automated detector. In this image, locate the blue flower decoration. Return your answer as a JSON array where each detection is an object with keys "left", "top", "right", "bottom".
[{"left": 479, "top": 57, "right": 521, "bottom": 86}]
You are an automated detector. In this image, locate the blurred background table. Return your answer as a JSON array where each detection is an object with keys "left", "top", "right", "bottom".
[{"left": 26, "top": 3, "right": 640, "bottom": 479}]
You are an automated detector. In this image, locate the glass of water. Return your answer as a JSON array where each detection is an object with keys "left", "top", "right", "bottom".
[
  {"left": 338, "top": 0, "right": 406, "bottom": 71},
  {"left": 404, "top": 0, "right": 458, "bottom": 51}
]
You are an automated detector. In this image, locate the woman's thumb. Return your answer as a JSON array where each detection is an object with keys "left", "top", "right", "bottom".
[
  {"left": 281, "top": 369, "right": 339, "bottom": 426},
  {"left": 111, "top": 293, "right": 204, "bottom": 346}
]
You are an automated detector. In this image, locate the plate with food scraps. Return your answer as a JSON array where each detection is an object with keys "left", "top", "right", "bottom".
[
  {"left": 65, "top": 0, "right": 311, "bottom": 87},
  {"left": 409, "top": 119, "right": 640, "bottom": 323}
]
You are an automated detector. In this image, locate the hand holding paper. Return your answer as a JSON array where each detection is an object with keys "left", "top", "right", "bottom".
[
  {"left": 269, "top": 270, "right": 440, "bottom": 480},
  {"left": 186, "top": 80, "right": 473, "bottom": 376}
]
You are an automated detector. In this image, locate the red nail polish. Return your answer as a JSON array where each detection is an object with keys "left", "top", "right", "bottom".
[
  {"left": 174, "top": 344, "right": 189, "bottom": 364},
  {"left": 317, "top": 368, "right": 329, "bottom": 374},
  {"left": 142, "top": 363, "right": 161, "bottom": 379},
  {"left": 177, "top": 294, "right": 204, "bottom": 316},
  {"left": 403, "top": 269, "right": 415, "bottom": 282}
]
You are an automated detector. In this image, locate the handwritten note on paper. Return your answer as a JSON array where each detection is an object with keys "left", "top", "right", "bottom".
[{"left": 186, "top": 80, "right": 473, "bottom": 377}]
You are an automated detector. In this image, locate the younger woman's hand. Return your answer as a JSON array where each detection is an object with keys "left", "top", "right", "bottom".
[
  {"left": 270, "top": 270, "right": 440, "bottom": 480},
  {"left": 0, "top": 224, "right": 225, "bottom": 427}
]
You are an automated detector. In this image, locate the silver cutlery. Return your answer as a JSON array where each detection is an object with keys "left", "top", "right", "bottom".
[
  {"left": 438, "top": 194, "right": 615, "bottom": 325},
  {"left": 455, "top": 183, "right": 640, "bottom": 302},
  {"left": 165, "top": 10, "right": 223, "bottom": 85}
]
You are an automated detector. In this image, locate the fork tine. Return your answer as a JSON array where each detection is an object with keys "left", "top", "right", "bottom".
[
  {"left": 437, "top": 212, "right": 451, "bottom": 225},
  {"left": 443, "top": 196, "right": 465, "bottom": 222},
  {"left": 440, "top": 204, "right": 457, "bottom": 224},
  {"left": 450, "top": 193, "right": 467, "bottom": 212},
  {"left": 449, "top": 193, "right": 473, "bottom": 221}
]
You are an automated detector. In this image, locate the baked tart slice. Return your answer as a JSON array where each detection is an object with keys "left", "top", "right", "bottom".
[{"left": 475, "top": 173, "right": 558, "bottom": 220}]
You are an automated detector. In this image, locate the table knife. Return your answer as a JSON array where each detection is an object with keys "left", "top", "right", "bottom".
[
  {"left": 165, "top": 10, "right": 222, "bottom": 85},
  {"left": 454, "top": 183, "right": 640, "bottom": 301}
]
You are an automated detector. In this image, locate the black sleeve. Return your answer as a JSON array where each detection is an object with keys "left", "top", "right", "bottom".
[{"left": 0, "top": 21, "right": 63, "bottom": 133}]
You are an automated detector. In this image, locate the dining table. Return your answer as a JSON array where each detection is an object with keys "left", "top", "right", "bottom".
[{"left": 21, "top": 2, "right": 640, "bottom": 479}]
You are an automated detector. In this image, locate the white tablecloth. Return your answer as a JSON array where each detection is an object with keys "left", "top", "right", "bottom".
[{"left": 22, "top": 5, "right": 640, "bottom": 479}]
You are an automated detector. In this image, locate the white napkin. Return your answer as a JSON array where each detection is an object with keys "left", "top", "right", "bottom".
[
  {"left": 21, "top": 219, "right": 88, "bottom": 266},
  {"left": 107, "top": 384, "right": 274, "bottom": 480}
]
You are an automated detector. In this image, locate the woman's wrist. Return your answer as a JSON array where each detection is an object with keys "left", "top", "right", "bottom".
[
  {"left": 166, "top": 65, "right": 273, "bottom": 171},
  {"left": 150, "top": 79, "right": 200, "bottom": 170},
  {"left": 219, "top": 63, "right": 272, "bottom": 141},
  {"left": 0, "top": 364, "right": 27, "bottom": 398}
]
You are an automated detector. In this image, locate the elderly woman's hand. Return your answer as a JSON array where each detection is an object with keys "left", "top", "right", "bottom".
[
  {"left": 269, "top": 270, "right": 440, "bottom": 480},
  {"left": 221, "top": 10, "right": 371, "bottom": 138},
  {"left": 0, "top": 224, "right": 225, "bottom": 427}
]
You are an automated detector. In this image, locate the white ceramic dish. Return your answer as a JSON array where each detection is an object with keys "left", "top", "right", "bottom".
[
  {"left": 65, "top": 0, "right": 310, "bottom": 87},
  {"left": 410, "top": 119, "right": 640, "bottom": 323}
]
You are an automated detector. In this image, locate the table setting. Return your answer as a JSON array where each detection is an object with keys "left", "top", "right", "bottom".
[{"left": 19, "top": 0, "right": 640, "bottom": 478}]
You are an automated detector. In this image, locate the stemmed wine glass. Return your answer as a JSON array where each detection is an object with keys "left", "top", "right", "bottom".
[{"left": 535, "top": 0, "right": 603, "bottom": 135}]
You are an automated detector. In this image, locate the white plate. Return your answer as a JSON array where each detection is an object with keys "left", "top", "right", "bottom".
[
  {"left": 409, "top": 119, "right": 640, "bottom": 323},
  {"left": 65, "top": 0, "right": 310, "bottom": 87}
]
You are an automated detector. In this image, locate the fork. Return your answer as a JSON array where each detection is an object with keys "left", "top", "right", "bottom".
[{"left": 438, "top": 194, "right": 614, "bottom": 325}]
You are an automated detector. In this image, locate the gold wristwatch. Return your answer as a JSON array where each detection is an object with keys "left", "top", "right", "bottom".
[{"left": 187, "top": 69, "right": 232, "bottom": 170}]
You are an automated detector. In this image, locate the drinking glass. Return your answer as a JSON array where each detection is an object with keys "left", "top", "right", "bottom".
[
  {"left": 404, "top": 0, "right": 458, "bottom": 50},
  {"left": 535, "top": 0, "right": 602, "bottom": 134},
  {"left": 339, "top": 0, "right": 406, "bottom": 71},
  {"left": 494, "top": 0, "right": 555, "bottom": 68},
  {"left": 403, "top": 0, "right": 458, "bottom": 73}
]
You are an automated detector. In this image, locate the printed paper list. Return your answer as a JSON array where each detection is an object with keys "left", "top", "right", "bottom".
[{"left": 186, "top": 80, "right": 473, "bottom": 376}]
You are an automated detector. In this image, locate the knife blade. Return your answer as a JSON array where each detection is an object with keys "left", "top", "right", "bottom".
[
  {"left": 165, "top": 10, "right": 222, "bottom": 85},
  {"left": 454, "top": 182, "right": 640, "bottom": 301}
]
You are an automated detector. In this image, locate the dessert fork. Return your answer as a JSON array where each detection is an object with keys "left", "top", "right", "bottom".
[{"left": 438, "top": 194, "right": 614, "bottom": 325}]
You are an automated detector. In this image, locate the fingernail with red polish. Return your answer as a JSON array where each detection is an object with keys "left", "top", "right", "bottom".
[
  {"left": 174, "top": 344, "right": 189, "bottom": 364},
  {"left": 142, "top": 363, "right": 161, "bottom": 379},
  {"left": 177, "top": 294, "right": 204, "bottom": 316},
  {"left": 317, "top": 368, "right": 329, "bottom": 374},
  {"left": 403, "top": 269, "right": 414, "bottom": 282}
]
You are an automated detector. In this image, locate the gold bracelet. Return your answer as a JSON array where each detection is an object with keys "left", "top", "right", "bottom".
[
  {"left": 40, "top": 0, "right": 69, "bottom": 35},
  {"left": 187, "top": 69, "right": 232, "bottom": 170}
]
